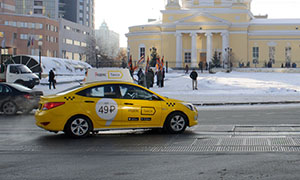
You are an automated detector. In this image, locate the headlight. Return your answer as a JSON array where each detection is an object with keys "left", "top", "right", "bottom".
[{"left": 182, "top": 103, "right": 195, "bottom": 111}]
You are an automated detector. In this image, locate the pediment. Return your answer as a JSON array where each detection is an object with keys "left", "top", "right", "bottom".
[{"left": 175, "top": 12, "right": 231, "bottom": 25}]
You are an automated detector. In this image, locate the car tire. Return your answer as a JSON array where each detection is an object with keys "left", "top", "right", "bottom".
[
  {"left": 164, "top": 112, "right": 187, "bottom": 134},
  {"left": 64, "top": 116, "right": 93, "bottom": 138},
  {"left": 2, "top": 101, "right": 17, "bottom": 115}
]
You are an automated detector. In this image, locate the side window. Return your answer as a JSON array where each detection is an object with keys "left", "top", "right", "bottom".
[
  {"left": 120, "top": 84, "right": 155, "bottom": 100},
  {"left": 9, "top": 66, "right": 18, "bottom": 74},
  {"left": 77, "top": 84, "right": 121, "bottom": 98},
  {"left": 0, "top": 85, "right": 10, "bottom": 94}
]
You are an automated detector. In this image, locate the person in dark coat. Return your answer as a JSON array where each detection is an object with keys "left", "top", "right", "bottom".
[
  {"left": 48, "top": 69, "right": 56, "bottom": 89},
  {"left": 146, "top": 69, "right": 153, "bottom": 89},
  {"left": 190, "top": 69, "right": 198, "bottom": 90},
  {"left": 198, "top": 61, "right": 203, "bottom": 73},
  {"left": 157, "top": 70, "right": 163, "bottom": 88},
  {"left": 137, "top": 68, "right": 144, "bottom": 86},
  {"left": 161, "top": 68, "right": 165, "bottom": 87},
  {"left": 149, "top": 69, "right": 154, "bottom": 87},
  {"left": 185, "top": 64, "right": 189, "bottom": 74}
]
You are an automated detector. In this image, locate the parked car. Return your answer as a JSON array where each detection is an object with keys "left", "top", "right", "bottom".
[
  {"left": 0, "top": 83, "right": 43, "bottom": 115},
  {"left": 35, "top": 81, "right": 198, "bottom": 138}
]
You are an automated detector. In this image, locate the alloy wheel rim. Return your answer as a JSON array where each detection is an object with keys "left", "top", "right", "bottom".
[
  {"left": 70, "top": 118, "right": 89, "bottom": 136},
  {"left": 170, "top": 115, "right": 185, "bottom": 131},
  {"left": 3, "top": 102, "right": 16, "bottom": 115}
]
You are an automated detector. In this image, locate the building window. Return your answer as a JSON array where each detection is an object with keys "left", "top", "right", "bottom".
[
  {"left": 66, "top": 39, "right": 73, "bottom": 45},
  {"left": 252, "top": 47, "right": 259, "bottom": 64},
  {"left": 184, "top": 52, "right": 191, "bottom": 63},
  {"left": 139, "top": 47, "right": 145, "bottom": 59},
  {"left": 269, "top": 46, "right": 275, "bottom": 64},
  {"left": 34, "top": 9, "right": 43, "bottom": 15},
  {"left": 285, "top": 46, "right": 292, "bottom": 63},
  {"left": 74, "top": 40, "right": 80, "bottom": 46},
  {"left": 34, "top": 1, "right": 43, "bottom": 6}
]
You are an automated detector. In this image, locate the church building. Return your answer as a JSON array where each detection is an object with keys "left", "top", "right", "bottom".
[{"left": 126, "top": 0, "right": 300, "bottom": 68}]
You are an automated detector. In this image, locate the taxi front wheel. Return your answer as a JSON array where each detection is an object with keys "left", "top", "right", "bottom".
[
  {"left": 64, "top": 116, "right": 93, "bottom": 138},
  {"left": 164, "top": 112, "right": 187, "bottom": 134}
]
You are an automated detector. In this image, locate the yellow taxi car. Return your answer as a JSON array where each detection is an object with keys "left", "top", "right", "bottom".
[{"left": 35, "top": 81, "right": 198, "bottom": 138}]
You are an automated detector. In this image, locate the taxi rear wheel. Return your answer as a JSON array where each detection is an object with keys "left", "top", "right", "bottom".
[
  {"left": 164, "top": 112, "right": 187, "bottom": 134},
  {"left": 64, "top": 116, "right": 93, "bottom": 138}
]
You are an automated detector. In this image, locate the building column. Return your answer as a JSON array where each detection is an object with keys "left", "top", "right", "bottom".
[
  {"left": 190, "top": 32, "right": 198, "bottom": 68},
  {"left": 205, "top": 32, "right": 213, "bottom": 65},
  {"left": 176, "top": 32, "right": 182, "bottom": 68},
  {"left": 221, "top": 32, "right": 229, "bottom": 66}
]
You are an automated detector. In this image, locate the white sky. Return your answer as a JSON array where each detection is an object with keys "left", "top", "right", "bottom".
[{"left": 95, "top": 0, "right": 300, "bottom": 48}]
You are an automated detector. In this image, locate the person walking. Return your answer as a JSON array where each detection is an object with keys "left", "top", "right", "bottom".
[
  {"left": 48, "top": 69, "right": 56, "bottom": 89},
  {"left": 185, "top": 64, "right": 189, "bottom": 74},
  {"left": 190, "top": 69, "right": 198, "bottom": 90}
]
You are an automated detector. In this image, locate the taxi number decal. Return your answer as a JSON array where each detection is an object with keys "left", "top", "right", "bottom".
[
  {"left": 99, "top": 105, "right": 116, "bottom": 114},
  {"left": 96, "top": 99, "right": 118, "bottom": 126}
]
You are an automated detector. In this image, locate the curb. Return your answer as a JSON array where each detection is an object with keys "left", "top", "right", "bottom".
[{"left": 193, "top": 101, "right": 300, "bottom": 106}]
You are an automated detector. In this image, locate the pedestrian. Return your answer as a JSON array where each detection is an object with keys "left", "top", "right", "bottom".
[
  {"left": 189, "top": 69, "right": 198, "bottom": 90},
  {"left": 185, "top": 64, "right": 189, "bottom": 74},
  {"left": 48, "top": 69, "right": 56, "bottom": 89},
  {"left": 146, "top": 69, "right": 153, "bottom": 89},
  {"left": 149, "top": 69, "right": 154, "bottom": 87},
  {"left": 157, "top": 69, "right": 163, "bottom": 87},
  {"left": 198, "top": 61, "right": 203, "bottom": 73},
  {"left": 137, "top": 68, "right": 144, "bottom": 86},
  {"left": 161, "top": 68, "right": 165, "bottom": 87}
]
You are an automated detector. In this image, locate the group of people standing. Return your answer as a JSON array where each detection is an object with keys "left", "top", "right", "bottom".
[{"left": 137, "top": 68, "right": 165, "bottom": 89}]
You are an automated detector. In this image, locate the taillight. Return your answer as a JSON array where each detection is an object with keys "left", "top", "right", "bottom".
[
  {"left": 24, "top": 94, "right": 33, "bottom": 99},
  {"left": 42, "top": 102, "right": 65, "bottom": 110}
]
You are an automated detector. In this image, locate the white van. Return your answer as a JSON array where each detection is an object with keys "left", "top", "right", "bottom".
[
  {"left": 84, "top": 68, "right": 133, "bottom": 84},
  {"left": 0, "top": 64, "right": 40, "bottom": 89}
]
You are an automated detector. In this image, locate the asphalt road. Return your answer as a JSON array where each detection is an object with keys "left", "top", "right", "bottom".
[{"left": 1, "top": 105, "right": 300, "bottom": 180}]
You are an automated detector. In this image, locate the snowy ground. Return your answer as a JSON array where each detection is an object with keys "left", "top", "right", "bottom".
[{"left": 33, "top": 70, "right": 300, "bottom": 105}]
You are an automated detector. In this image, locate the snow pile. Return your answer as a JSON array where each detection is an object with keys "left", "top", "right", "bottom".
[{"left": 35, "top": 70, "right": 300, "bottom": 104}]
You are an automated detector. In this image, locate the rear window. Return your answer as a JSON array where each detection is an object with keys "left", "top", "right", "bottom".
[{"left": 56, "top": 85, "right": 82, "bottom": 96}]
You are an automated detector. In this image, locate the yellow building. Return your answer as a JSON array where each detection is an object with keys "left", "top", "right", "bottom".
[{"left": 126, "top": 0, "right": 300, "bottom": 68}]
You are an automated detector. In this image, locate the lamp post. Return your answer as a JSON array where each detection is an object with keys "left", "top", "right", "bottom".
[
  {"left": 38, "top": 41, "right": 43, "bottom": 79},
  {"left": 95, "top": 46, "right": 99, "bottom": 68}
]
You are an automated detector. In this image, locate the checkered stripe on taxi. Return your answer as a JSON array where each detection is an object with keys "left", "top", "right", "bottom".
[
  {"left": 64, "top": 96, "right": 75, "bottom": 101},
  {"left": 166, "top": 102, "right": 176, "bottom": 107}
]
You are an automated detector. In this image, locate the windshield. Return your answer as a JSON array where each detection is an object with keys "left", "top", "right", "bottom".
[
  {"left": 56, "top": 85, "right": 82, "bottom": 96},
  {"left": 16, "top": 65, "right": 32, "bottom": 74}
]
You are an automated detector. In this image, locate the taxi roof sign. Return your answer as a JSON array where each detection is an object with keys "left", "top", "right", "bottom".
[{"left": 84, "top": 68, "right": 133, "bottom": 83}]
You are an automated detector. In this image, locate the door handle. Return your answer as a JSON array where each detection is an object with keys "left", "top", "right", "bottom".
[
  {"left": 84, "top": 100, "right": 95, "bottom": 103},
  {"left": 124, "top": 103, "right": 134, "bottom": 105}
]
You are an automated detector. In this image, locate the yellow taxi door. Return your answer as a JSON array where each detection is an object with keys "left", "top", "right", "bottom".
[
  {"left": 119, "top": 84, "right": 162, "bottom": 128},
  {"left": 78, "top": 84, "right": 126, "bottom": 129}
]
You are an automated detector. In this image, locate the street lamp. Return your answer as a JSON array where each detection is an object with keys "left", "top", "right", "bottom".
[
  {"left": 95, "top": 46, "right": 99, "bottom": 68},
  {"left": 38, "top": 41, "right": 43, "bottom": 79}
]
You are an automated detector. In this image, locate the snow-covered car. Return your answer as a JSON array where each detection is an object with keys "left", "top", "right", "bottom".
[{"left": 0, "top": 83, "right": 43, "bottom": 115}]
